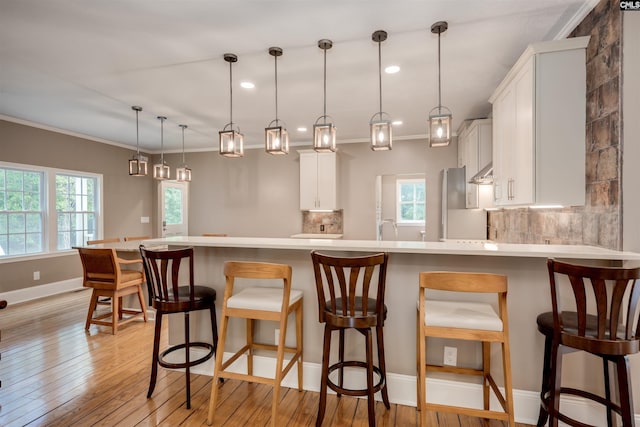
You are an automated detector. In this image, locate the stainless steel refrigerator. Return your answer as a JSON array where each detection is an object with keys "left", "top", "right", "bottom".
[{"left": 440, "top": 167, "right": 488, "bottom": 240}]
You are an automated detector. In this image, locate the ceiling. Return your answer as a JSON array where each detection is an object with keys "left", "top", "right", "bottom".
[{"left": 0, "top": 0, "right": 597, "bottom": 154}]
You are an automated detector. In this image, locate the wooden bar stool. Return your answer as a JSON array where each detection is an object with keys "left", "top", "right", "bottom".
[
  {"left": 417, "top": 271, "right": 514, "bottom": 427},
  {"left": 311, "top": 251, "right": 390, "bottom": 427},
  {"left": 207, "top": 261, "right": 303, "bottom": 427},
  {"left": 139, "top": 245, "right": 218, "bottom": 409},
  {"left": 536, "top": 259, "right": 640, "bottom": 427}
]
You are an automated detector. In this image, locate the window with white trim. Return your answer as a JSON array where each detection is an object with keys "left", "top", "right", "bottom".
[
  {"left": 396, "top": 178, "right": 425, "bottom": 224},
  {"left": 0, "top": 162, "right": 102, "bottom": 258}
]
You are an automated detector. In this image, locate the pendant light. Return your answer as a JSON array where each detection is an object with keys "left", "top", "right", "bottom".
[
  {"left": 265, "top": 47, "right": 289, "bottom": 155},
  {"left": 176, "top": 124, "right": 192, "bottom": 182},
  {"left": 128, "top": 106, "right": 148, "bottom": 176},
  {"left": 428, "top": 21, "right": 452, "bottom": 147},
  {"left": 313, "top": 39, "right": 336, "bottom": 152},
  {"left": 153, "top": 116, "right": 170, "bottom": 180},
  {"left": 370, "top": 30, "right": 392, "bottom": 151},
  {"left": 219, "top": 53, "right": 244, "bottom": 157}
]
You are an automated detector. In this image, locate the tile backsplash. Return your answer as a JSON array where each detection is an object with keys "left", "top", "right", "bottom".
[{"left": 302, "top": 210, "right": 344, "bottom": 234}]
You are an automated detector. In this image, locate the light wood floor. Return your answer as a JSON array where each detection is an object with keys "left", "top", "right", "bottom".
[{"left": 0, "top": 289, "right": 533, "bottom": 426}]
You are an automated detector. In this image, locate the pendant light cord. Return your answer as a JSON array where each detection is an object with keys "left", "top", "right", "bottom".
[
  {"left": 275, "top": 53, "right": 279, "bottom": 124},
  {"left": 135, "top": 108, "right": 140, "bottom": 156},
  {"left": 323, "top": 47, "right": 327, "bottom": 123},
  {"left": 437, "top": 30, "right": 442, "bottom": 114},
  {"left": 181, "top": 125, "right": 186, "bottom": 164},
  {"left": 229, "top": 60, "right": 233, "bottom": 126},
  {"left": 378, "top": 40, "right": 383, "bottom": 115},
  {"left": 159, "top": 117, "right": 164, "bottom": 163}
]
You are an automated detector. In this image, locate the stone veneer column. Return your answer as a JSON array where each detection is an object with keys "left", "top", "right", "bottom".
[{"left": 488, "top": 0, "right": 622, "bottom": 249}]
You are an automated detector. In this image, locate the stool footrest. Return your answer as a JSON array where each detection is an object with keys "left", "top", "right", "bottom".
[
  {"left": 158, "top": 342, "right": 214, "bottom": 370},
  {"left": 541, "top": 387, "right": 623, "bottom": 427},
  {"left": 327, "top": 360, "right": 386, "bottom": 397},
  {"left": 426, "top": 402, "right": 510, "bottom": 422}
]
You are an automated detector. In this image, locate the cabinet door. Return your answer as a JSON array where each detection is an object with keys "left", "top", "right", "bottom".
[
  {"left": 492, "top": 85, "right": 515, "bottom": 206},
  {"left": 316, "top": 152, "right": 337, "bottom": 210},
  {"left": 299, "top": 152, "right": 318, "bottom": 210},
  {"left": 511, "top": 57, "right": 534, "bottom": 205}
]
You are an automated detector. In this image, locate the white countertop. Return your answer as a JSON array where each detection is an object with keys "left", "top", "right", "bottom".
[
  {"left": 143, "top": 236, "right": 640, "bottom": 261},
  {"left": 290, "top": 233, "right": 343, "bottom": 239}
]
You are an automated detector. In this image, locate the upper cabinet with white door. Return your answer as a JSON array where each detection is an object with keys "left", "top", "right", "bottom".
[
  {"left": 490, "top": 36, "right": 589, "bottom": 207},
  {"left": 457, "top": 118, "right": 492, "bottom": 208},
  {"left": 299, "top": 150, "right": 338, "bottom": 210}
]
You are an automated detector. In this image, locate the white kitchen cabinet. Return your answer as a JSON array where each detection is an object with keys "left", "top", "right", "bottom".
[
  {"left": 299, "top": 150, "right": 338, "bottom": 210},
  {"left": 457, "top": 119, "right": 492, "bottom": 208},
  {"left": 490, "top": 37, "right": 588, "bottom": 207}
]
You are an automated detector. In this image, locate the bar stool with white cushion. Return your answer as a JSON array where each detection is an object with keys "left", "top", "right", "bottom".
[
  {"left": 417, "top": 271, "right": 514, "bottom": 427},
  {"left": 207, "top": 261, "right": 303, "bottom": 427}
]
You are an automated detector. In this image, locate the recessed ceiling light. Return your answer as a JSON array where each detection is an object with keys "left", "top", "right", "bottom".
[
  {"left": 240, "top": 81, "right": 255, "bottom": 89},
  {"left": 297, "top": 127, "right": 307, "bottom": 132},
  {"left": 392, "top": 120, "right": 403, "bottom": 125},
  {"left": 385, "top": 65, "right": 400, "bottom": 74}
]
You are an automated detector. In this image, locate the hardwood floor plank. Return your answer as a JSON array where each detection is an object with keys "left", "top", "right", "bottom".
[{"left": 0, "top": 290, "right": 535, "bottom": 427}]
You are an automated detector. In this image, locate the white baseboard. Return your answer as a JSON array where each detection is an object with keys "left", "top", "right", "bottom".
[
  {"left": 173, "top": 349, "right": 640, "bottom": 425},
  {"left": 0, "top": 277, "right": 83, "bottom": 305}
]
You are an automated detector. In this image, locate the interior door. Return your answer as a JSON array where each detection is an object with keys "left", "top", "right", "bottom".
[{"left": 159, "top": 181, "right": 189, "bottom": 237}]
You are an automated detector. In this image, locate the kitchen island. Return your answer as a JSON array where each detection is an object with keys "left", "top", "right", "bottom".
[{"left": 144, "top": 235, "right": 640, "bottom": 423}]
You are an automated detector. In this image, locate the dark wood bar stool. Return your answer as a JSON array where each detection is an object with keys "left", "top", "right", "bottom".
[
  {"left": 310, "top": 251, "right": 390, "bottom": 427},
  {"left": 417, "top": 271, "right": 514, "bottom": 426},
  {"left": 139, "top": 245, "right": 218, "bottom": 409},
  {"left": 536, "top": 259, "right": 640, "bottom": 427}
]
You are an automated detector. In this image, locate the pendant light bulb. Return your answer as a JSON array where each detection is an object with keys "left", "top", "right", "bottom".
[{"left": 369, "top": 30, "right": 392, "bottom": 151}]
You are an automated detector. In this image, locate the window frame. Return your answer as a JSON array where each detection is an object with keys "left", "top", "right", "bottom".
[
  {"left": 0, "top": 161, "right": 103, "bottom": 261},
  {"left": 396, "top": 178, "right": 426, "bottom": 225}
]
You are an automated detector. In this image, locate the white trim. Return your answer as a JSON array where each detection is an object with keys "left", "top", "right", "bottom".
[
  {"left": 553, "top": 0, "right": 600, "bottom": 40},
  {"left": 0, "top": 277, "right": 82, "bottom": 305},
  {"left": 180, "top": 351, "right": 640, "bottom": 425}
]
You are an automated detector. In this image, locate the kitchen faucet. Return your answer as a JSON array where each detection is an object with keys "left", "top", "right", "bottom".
[{"left": 377, "top": 219, "right": 397, "bottom": 241}]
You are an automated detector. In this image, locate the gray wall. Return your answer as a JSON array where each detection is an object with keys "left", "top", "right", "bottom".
[
  {"left": 0, "top": 119, "right": 155, "bottom": 292},
  {"left": 1, "top": 118, "right": 458, "bottom": 294}
]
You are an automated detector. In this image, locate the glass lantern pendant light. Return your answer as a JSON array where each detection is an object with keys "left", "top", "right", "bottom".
[
  {"left": 176, "top": 124, "right": 192, "bottom": 182},
  {"left": 370, "top": 30, "right": 392, "bottom": 151},
  {"left": 153, "top": 116, "right": 170, "bottom": 180},
  {"left": 128, "top": 106, "right": 148, "bottom": 176},
  {"left": 428, "top": 21, "right": 452, "bottom": 147},
  {"left": 313, "top": 39, "right": 336, "bottom": 153},
  {"left": 219, "top": 53, "right": 244, "bottom": 157},
  {"left": 265, "top": 47, "right": 289, "bottom": 155}
]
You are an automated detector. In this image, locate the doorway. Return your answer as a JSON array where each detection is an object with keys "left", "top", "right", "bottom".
[{"left": 158, "top": 181, "right": 189, "bottom": 237}]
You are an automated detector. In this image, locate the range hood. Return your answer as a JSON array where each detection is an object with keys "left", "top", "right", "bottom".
[{"left": 469, "top": 161, "right": 493, "bottom": 185}]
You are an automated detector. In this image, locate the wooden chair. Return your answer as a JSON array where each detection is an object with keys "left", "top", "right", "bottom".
[
  {"left": 417, "top": 271, "right": 514, "bottom": 427},
  {"left": 86, "top": 237, "right": 120, "bottom": 245},
  {"left": 310, "top": 251, "right": 390, "bottom": 427},
  {"left": 139, "top": 245, "right": 218, "bottom": 409},
  {"left": 536, "top": 259, "right": 640, "bottom": 427},
  {"left": 207, "top": 261, "right": 303, "bottom": 427},
  {"left": 77, "top": 247, "right": 148, "bottom": 335},
  {"left": 202, "top": 233, "right": 228, "bottom": 237},
  {"left": 124, "top": 235, "right": 150, "bottom": 242}
]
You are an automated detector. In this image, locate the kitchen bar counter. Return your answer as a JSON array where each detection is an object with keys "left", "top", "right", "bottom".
[{"left": 144, "top": 236, "right": 640, "bottom": 423}]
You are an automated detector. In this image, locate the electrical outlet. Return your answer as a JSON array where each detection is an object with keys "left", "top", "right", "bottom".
[
  {"left": 275, "top": 328, "right": 280, "bottom": 345},
  {"left": 443, "top": 346, "right": 457, "bottom": 366},
  {"left": 33, "top": 271, "right": 40, "bottom": 281}
]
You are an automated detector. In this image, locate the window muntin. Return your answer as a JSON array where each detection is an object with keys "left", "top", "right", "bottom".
[
  {"left": 56, "top": 174, "right": 98, "bottom": 250},
  {"left": 396, "top": 179, "right": 425, "bottom": 224}
]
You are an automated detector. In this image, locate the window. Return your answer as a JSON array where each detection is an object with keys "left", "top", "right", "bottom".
[
  {"left": 0, "top": 162, "right": 101, "bottom": 259},
  {"left": 396, "top": 179, "right": 425, "bottom": 224},
  {"left": 0, "top": 167, "right": 44, "bottom": 256},
  {"left": 56, "top": 174, "right": 98, "bottom": 250}
]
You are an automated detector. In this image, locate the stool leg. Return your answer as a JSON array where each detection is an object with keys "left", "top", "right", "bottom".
[
  {"left": 247, "top": 318, "right": 254, "bottom": 376},
  {"left": 85, "top": 290, "right": 99, "bottom": 330},
  {"left": 616, "top": 355, "right": 635, "bottom": 427},
  {"left": 482, "top": 341, "right": 490, "bottom": 411},
  {"left": 338, "top": 328, "right": 345, "bottom": 397},
  {"left": 417, "top": 313, "right": 427, "bottom": 427},
  {"left": 208, "top": 308, "right": 230, "bottom": 425},
  {"left": 365, "top": 328, "right": 375, "bottom": 427},
  {"left": 112, "top": 294, "right": 120, "bottom": 335},
  {"left": 549, "top": 341, "right": 563, "bottom": 427},
  {"left": 536, "top": 334, "right": 552, "bottom": 427},
  {"left": 376, "top": 324, "right": 390, "bottom": 409},
  {"left": 603, "top": 358, "right": 613, "bottom": 427},
  {"left": 296, "top": 302, "right": 304, "bottom": 391},
  {"left": 148, "top": 312, "right": 163, "bottom": 398},
  {"left": 209, "top": 305, "right": 218, "bottom": 356},
  {"left": 317, "top": 324, "right": 332, "bottom": 427},
  {"left": 184, "top": 311, "right": 191, "bottom": 409},
  {"left": 501, "top": 336, "right": 515, "bottom": 427}
]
